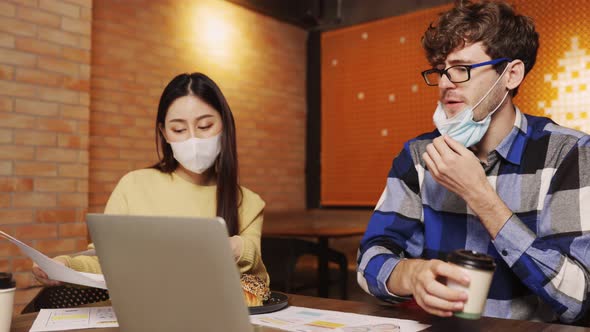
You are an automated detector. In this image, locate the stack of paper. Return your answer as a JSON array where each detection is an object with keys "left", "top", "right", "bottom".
[
  {"left": 250, "top": 306, "right": 430, "bottom": 331},
  {"left": 30, "top": 307, "right": 118, "bottom": 331}
]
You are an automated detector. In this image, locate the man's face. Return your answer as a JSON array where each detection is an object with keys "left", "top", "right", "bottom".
[{"left": 437, "top": 42, "right": 507, "bottom": 121}]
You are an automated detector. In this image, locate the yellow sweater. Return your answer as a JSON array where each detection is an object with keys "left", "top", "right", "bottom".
[{"left": 61, "top": 168, "right": 269, "bottom": 284}]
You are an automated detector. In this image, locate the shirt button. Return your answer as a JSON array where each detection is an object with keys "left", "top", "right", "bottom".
[{"left": 501, "top": 249, "right": 508, "bottom": 256}]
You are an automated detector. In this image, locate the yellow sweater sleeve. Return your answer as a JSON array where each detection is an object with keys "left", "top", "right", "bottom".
[
  {"left": 235, "top": 188, "right": 269, "bottom": 285},
  {"left": 58, "top": 175, "right": 130, "bottom": 274},
  {"left": 58, "top": 243, "right": 101, "bottom": 274}
]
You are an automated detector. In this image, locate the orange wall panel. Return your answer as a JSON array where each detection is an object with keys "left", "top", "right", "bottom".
[
  {"left": 322, "top": 5, "right": 448, "bottom": 206},
  {"left": 321, "top": 0, "right": 590, "bottom": 206}
]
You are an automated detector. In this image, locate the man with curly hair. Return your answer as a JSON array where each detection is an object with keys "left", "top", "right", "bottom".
[{"left": 357, "top": 0, "right": 590, "bottom": 323}]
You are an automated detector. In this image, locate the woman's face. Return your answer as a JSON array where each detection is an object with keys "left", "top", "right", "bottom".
[{"left": 162, "top": 95, "right": 223, "bottom": 142}]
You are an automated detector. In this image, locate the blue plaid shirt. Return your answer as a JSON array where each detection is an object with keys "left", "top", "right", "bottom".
[{"left": 357, "top": 109, "right": 590, "bottom": 322}]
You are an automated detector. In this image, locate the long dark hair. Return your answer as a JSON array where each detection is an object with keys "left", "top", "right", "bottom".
[{"left": 152, "top": 72, "right": 241, "bottom": 236}]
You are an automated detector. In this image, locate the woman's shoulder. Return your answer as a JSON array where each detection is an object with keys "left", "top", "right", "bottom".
[
  {"left": 237, "top": 186, "right": 265, "bottom": 227},
  {"left": 239, "top": 185, "right": 266, "bottom": 216},
  {"left": 239, "top": 185, "right": 265, "bottom": 205}
]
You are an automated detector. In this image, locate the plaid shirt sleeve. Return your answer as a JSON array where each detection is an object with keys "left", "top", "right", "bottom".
[
  {"left": 357, "top": 139, "right": 426, "bottom": 303},
  {"left": 492, "top": 134, "right": 590, "bottom": 323}
]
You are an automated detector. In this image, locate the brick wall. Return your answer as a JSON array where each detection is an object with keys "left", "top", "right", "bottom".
[
  {"left": 89, "top": 0, "right": 307, "bottom": 213},
  {"left": 0, "top": 0, "right": 92, "bottom": 295},
  {"left": 1, "top": 0, "right": 307, "bottom": 313}
]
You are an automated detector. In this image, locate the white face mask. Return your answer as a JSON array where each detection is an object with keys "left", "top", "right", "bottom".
[
  {"left": 433, "top": 63, "right": 510, "bottom": 147},
  {"left": 170, "top": 134, "right": 221, "bottom": 174}
]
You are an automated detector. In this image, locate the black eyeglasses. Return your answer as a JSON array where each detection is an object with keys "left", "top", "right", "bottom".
[{"left": 421, "top": 58, "right": 511, "bottom": 86}]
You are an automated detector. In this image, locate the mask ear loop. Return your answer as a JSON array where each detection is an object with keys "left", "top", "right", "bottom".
[
  {"left": 486, "top": 89, "right": 510, "bottom": 120},
  {"left": 472, "top": 61, "right": 512, "bottom": 111}
]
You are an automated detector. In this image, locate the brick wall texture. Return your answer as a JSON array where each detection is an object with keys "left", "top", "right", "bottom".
[
  {"left": 0, "top": 0, "right": 307, "bottom": 310},
  {"left": 89, "top": 0, "right": 307, "bottom": 215},
  {"left": 0, "top": 0, "right": 92, "bottom": 293}
]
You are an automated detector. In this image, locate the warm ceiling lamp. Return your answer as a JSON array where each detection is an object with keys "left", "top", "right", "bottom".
[{"left": 192, "top": 2, "right": 235, "bottom": 60}]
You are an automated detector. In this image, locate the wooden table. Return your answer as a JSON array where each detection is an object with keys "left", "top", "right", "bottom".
[
  {"left": 263, "top": 210, "right": 369, "bottom": 298},
  {"left": 10, "top": 294, "right": 588, "bottom": 331}
]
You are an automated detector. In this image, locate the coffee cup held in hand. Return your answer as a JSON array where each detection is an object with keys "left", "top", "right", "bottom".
[
  {"left": 0, "top": 272, "right": 16, "bottom": 332},
  {"left": 446, "top": 249, "right": 496, "bottom": 319}
]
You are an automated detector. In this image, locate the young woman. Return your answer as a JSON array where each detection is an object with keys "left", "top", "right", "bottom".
[{"left": 33, "top": 72, "right": 268, "bottom": 285}]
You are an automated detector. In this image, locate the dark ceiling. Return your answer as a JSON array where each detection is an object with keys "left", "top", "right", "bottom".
[{"left": 225, "top": 0, "right": 452, "bottom": 31}]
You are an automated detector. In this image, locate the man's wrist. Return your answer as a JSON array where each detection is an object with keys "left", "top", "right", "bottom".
[
  {"left": 462, "top": 178, "right": 495, "bottom": 208},
  {"left": 388, "top": 259, "right": 422, "bottom": 296},
  {"left": 464, "top": 184, "right": 513, "bottom": 238}
]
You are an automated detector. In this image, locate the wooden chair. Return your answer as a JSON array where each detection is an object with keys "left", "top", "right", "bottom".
[{"left": 21, "top": 285, "right": 110, "bottom": 314}]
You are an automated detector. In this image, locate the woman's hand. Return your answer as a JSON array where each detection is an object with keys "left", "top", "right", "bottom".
[
  {"left": 229, "top": 236, "right": 243, "bottom": 261},
  {"left": 32, "top": 257, "right": 69, "bottom": 286}
]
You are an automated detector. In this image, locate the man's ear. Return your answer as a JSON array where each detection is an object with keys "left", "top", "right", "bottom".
[
  {"left": 506, "top": 60, "right": 525, "bottom": 91},
  {"left": 159, "top": 124, "right": 169, "bottom": 143}
]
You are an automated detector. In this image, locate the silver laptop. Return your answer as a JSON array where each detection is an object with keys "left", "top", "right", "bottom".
[{"left": 87, "top": 213, "right": 257, "bottom": 332}]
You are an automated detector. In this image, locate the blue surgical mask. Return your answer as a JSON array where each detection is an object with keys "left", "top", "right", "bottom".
[{"left": 433, "top": 64, "right": 510, "bottom": 147}]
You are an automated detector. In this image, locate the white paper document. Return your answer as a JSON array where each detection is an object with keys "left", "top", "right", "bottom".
[
  {"left": 30, "top": 307, "right": 118, "bottom": 331},
  {"left": 250, "top": 306, "right": 430, "bottom": 332},
  {"left": 0, "top": 230, "right": 106, "bottom": 289}
]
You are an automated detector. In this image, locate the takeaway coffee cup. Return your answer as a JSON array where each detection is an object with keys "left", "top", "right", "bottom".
[
  {"left": 0, "top": 272, "right": 16, "bottom": 332},
  {"left": 446, "top": 250, "right": 496, "bottom": 319}
]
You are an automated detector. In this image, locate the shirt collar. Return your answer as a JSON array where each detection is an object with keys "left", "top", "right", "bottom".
[{"left": 494, "top": 106, "right": 528, "bottom": 165}]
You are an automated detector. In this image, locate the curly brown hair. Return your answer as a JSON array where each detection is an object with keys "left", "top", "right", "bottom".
[{"left": 422, "top": 0, "right": 539, "bottom": 95}]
